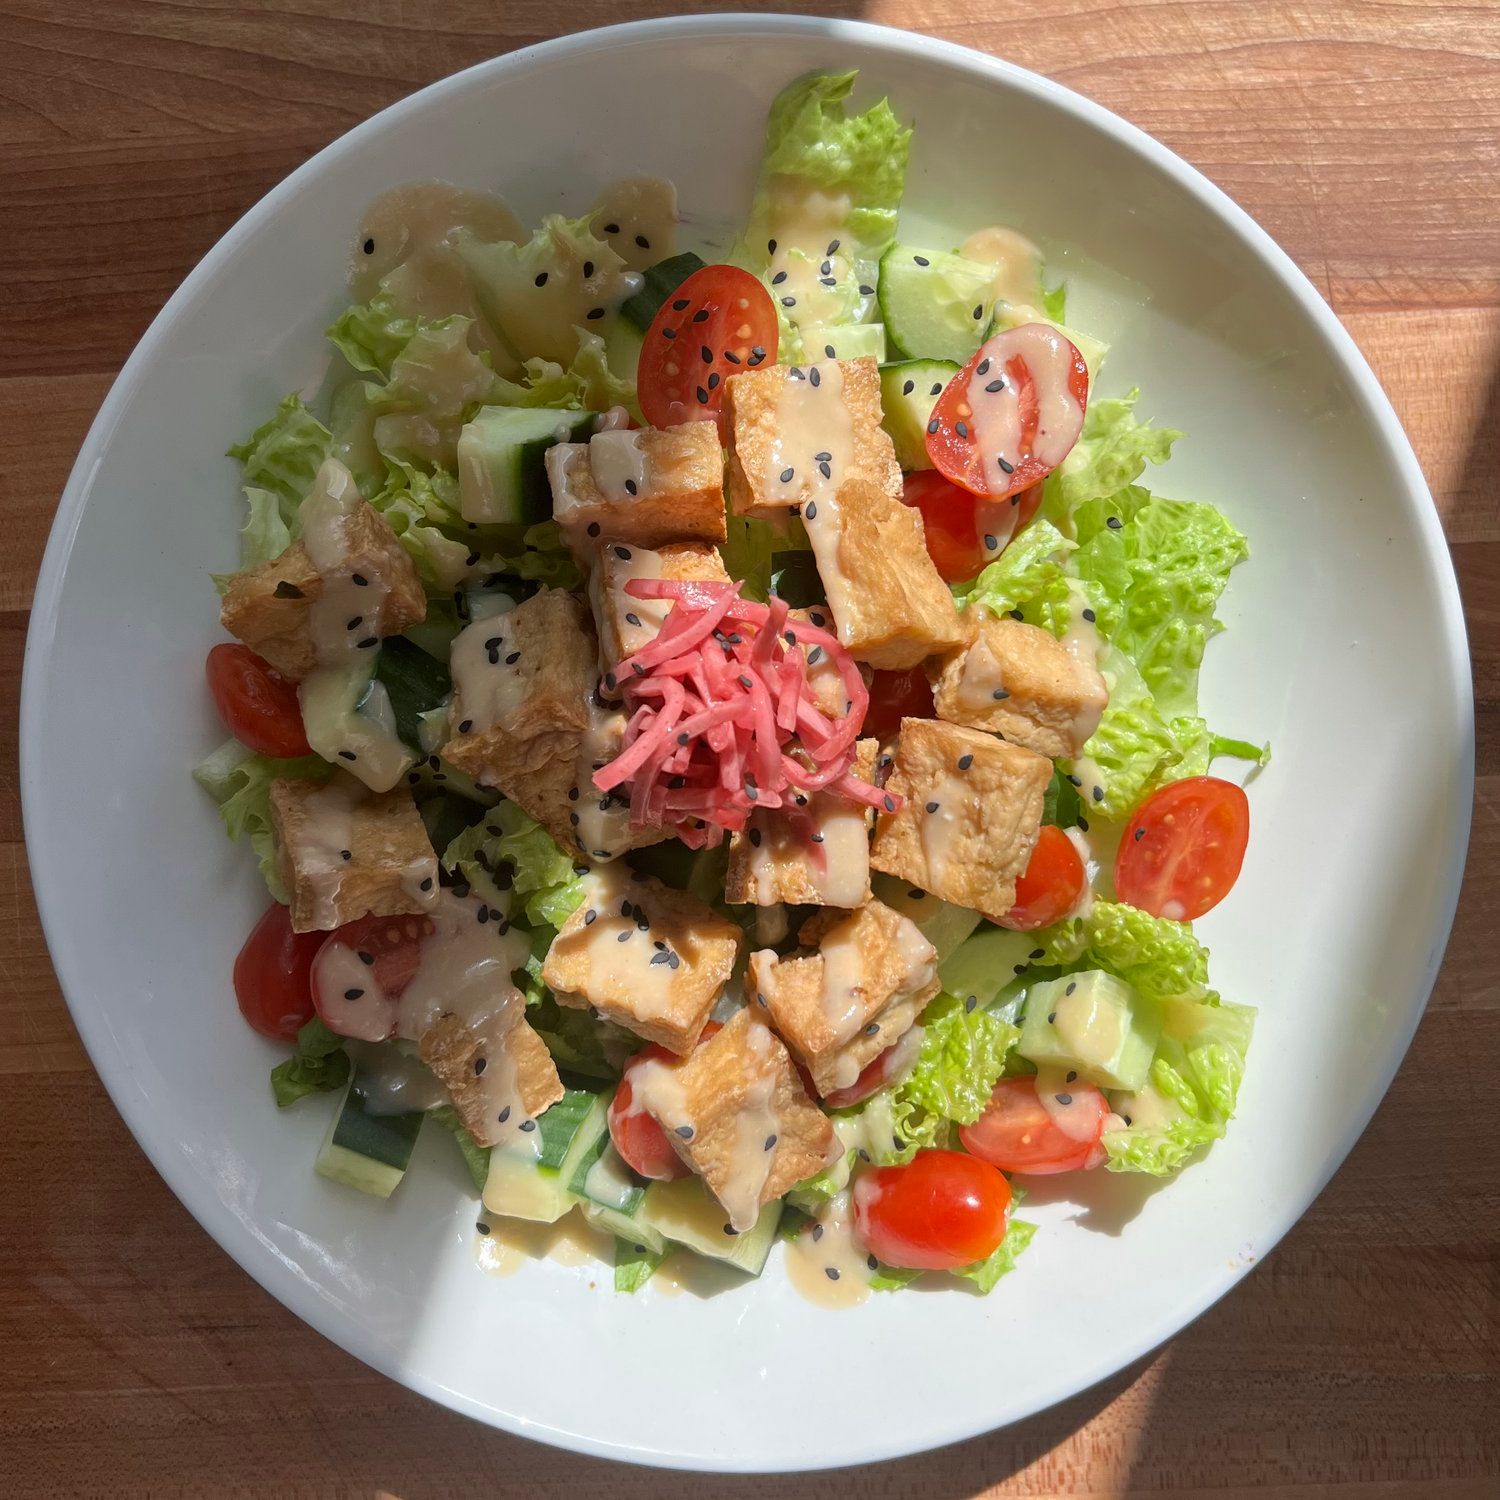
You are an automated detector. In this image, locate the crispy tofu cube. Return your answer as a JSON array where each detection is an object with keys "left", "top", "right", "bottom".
[
  {"left": 627, "top": 1005, "right": 837, "bottom": 1230},
  {"left": 541, "top": 867, "right": 741, "bottom": 1054},
  {"left": 269, "top": 772, "right": 439, "bottom": 932},
  {"left": 748, "top": 900, "right": 938, "bottom": 1097},
  {"left": 805, "top": 476, "right": 965, "bottom": 670},
  {"left": 786, "top": 606, "right": 869, "bottom": 719},
  {"left": 420, "top": 1010, "right": 564, "bottom": 1148},
  {"left": 932, "top": 612, "right": 1108, "bottom": 759},
  {"left": 219, "top": 501, "right": 425, "bottom": 681},
  {"left": 725, "top": 740, "right": 877, "bottom": 908},
  {"left": 870, "top": 717, "right": 1050, "bottom": 922},
  {"left": 547, "top": 423, "right": 726, "bottom": 556},
  {"left": 724, "top": 355, "right": 900, "bottom": 520},
  {"left": 588, "top": 539, "right": 729, "bottom": 674}
]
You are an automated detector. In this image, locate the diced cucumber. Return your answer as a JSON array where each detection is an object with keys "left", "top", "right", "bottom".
[
  {"left": 878, "top": 359, "right": 959, "bottom": 470},
  {"left": 314, "top": 1077, "right": 424, "bottom": 1199},
  {"left": 301, "top": 660, "right": 414, "bottom": 792},
  {"left": 480, "top": 1088, "right": 605, "bottom": 1223},
  {"left": 1018, "top": 970, "right": 1161, "bottom": 1092},
  {"left": 482, "top": 1145, "right": 575, "bottom": 1223},
  {"left": 581, "top": 1201, "right": 666, "bottom": 1256},
  {"left": 567, "top": 1114, "right": 647, "bottom": 1215},
  {"left": 640, "top": 1177, "right": 783, "bottom": 1276},
  {"left": 871, "top": 874, "right": 982, "bottom": 962},
  {"left": 375, "top": 635, "right": 452, "bottom": 749},
  {"left": 939, "top": 925, "right": 1048, "bottom": 1010},
  {"left": 457, "top": 406, "right": 595, "bottom": 526},
  {"left": 601, "top": 315, "right": 644, "bottom": 386},
  {"left": 769, "top": 548, "right": 824, "bottom": 607},
  {"left": 613, "top": 1237, "right": 664, "bottom": 1293},
  {"left": 800, "top": 322, "right": 887, "bottom": 362},
  {"left": 620, "top": 251, "right": 707, "bottom": 331},
  {"left": 878, "top": 244, "right": 996, "bottom": 363},
  {"left": 538, "top": 1088, "right": 608, "bottom": 1173}
]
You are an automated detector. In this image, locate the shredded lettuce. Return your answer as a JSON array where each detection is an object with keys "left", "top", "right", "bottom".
[
  {"left": 440, "top": 802, "right": 586, "bottom": 930},
  {"left": 614, "top": 1238, "right": 663, "bottom": 1293},
  {"left": 952, "top": 518, "right": 1075, "bottom": 630},
  {"left": 227, "top": 393, "right": 332, "bottom": 513},
  {"left": 430, "top": 1105, "right": 491, "bottom": 1193},
  {"left": 956, "top": 1215, "right": 1038, "bottom": 1293},
  {"left": 193, "top": 740, "right": 332, "bottom": 901},
  {"left": 367, "top": 316, "right": 498, "bottom": 469},
  {"left": 269, "top": 1017, "right": 350, "bottom": 1108},
  {"left": 1036, "top": 899, "right": 1216, "bottom": 1004},
  {"left": 326, "top": 290, "right": 420, "bottom": 378}
]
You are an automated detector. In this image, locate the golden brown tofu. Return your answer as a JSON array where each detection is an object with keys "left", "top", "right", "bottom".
[
  {"left": 269, "top": 772, "right": 439, "bottom": 932},
  {"left": 219, "top": 501, "right": 426, "bottom": 681},
  {"left": 932, "top": 612, "right": 1108, "bottom": 759},
  {"left": 589, "top": 539, "right": 729, "bottom": 674},
  {"left": 724, "top": 355, "right": 900, "bottom": 520},
  {"left": 724, "top": 740, "right": 877, "bottom": 908},
  {"left": 547, "top": 422, "right": 726, "bottom": 555},
  {"left": 541, "top": 867, "right": 741, "bottom": 1054},
  {"left": 786, "top": 606, "right": 869, "bottom": 719},
  {"left": 420, "top": 1010, "right": 564, "bottom": 1147},
  {"left": 624, "top": 1005, "right": 837, "bottom": 1230},
  {"left": 749, "top": 900, "right": 938, "bottom": 1097},
  {"left": 805, "top": 476, "right": 966, "bottom": 670},
  {"left": 870, "top": 717, "right": 1051, "bottom": 922}
]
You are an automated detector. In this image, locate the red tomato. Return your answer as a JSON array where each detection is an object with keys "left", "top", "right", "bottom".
[
  {"left": 959, "top": 1076, "right": 1108, "bottom": 1175},
  {"left": 852, "top": 1150, "right": 1012, "bottom": 1271},
  {"left": 637, "top": 266, "right": 778, "bottom": 439},
  {"left": 206, "top": 643, "right": 311, "bottom": 758},
  {"left": 901, "top": 470, "right": 987, "bottom": 582},
  {"left": 927, "top": 325, "right": 1089, "bottom": 499},
  {"left": 233, "top": 901, "right": 326, "bottom": 1040},
  {"left": 1115, "top": 776, "right": 1250, "bottom": 921},
  {"left": 309, "top": 912, "right": 434, "bottom": 1041},
  {"left": 822, "top": 1043, "right": 907, "bottom": 1109},
  {"left": 608, "top": 1022, "right": 723, "bottom": 1181},
  {"left": 864, "top": 668, "right": 934, "bottom": 740},
  {"left": 999, "top": 825, "right": 1087, "bottom": 931}
]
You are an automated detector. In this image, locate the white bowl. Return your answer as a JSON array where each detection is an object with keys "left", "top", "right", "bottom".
[{"left": 22, "top": 13, "right": 1472, "bottom": 1473}]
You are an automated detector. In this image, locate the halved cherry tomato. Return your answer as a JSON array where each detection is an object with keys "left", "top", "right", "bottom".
[
  {"left": 637, "top": 266, "right": 778, "bottom": 440},
  {"left": 233, "top": 901, "right": 326, "bottom": 1040},
  {"left": 1115, "top": 776, "right": 1250, "bottom": 921},
  {"left": 852, "top": 1150, "right": 1011, "bottom": 1271},
  {"left": 310, "top": 912, "right": 434, "bottom": 1041},
  {"left": 927, "top": 325, "right": 1088, "bottom": 499},
  {"left": 822, "top": 1043, "right": 905, "bottom": 1109},
  {"left": 206, "top": 643, "right": 311, "bottom": 758},
  {"left": 901, "top": 470, "right": 987, "bottom": 582},
  {"left": 864, "top": 667, "right": 934, "bottom": 740},
  {"left": 959, "top": 1076, "right": 1108, "bottom": 1175},
  {"left": 999, "top": 825, "right": 1087, "bottom": 931},
  {"left": 608, "top": 1021, "right": 723, "bottom": 1181}
]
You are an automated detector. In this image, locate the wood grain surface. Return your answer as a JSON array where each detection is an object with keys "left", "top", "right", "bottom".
[{"left": 2, "top": 3, "right": 1496, "bottom": 1495}]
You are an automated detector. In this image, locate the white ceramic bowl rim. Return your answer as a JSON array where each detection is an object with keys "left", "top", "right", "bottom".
[{"left": 21, "top": 12, "right": 1473, "bottom": 1472}]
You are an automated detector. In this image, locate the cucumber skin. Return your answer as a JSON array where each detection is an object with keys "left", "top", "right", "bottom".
[
  {"left": 878, "top": 359, "right": 959, "bottom": 471},
  {"left": 315, "top": 1080, "right": 424, "bottom": 1199},
  {"left": 621, "top": 252, "right": 708, "bottom": 331},
  {"left": 878, "top": 245, "right": 995, "bottom": 364}
]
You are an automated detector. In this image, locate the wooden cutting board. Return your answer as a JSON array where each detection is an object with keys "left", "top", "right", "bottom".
[{"left": 0, "top": 3, "right": 1495, "bottom": 1494}]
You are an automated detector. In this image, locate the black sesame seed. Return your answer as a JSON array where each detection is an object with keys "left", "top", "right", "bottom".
[
  {"left": 662, "top": 326, "right": 676, "bottom": 340},
  {"left": 635, "top": 234, "right": 650, "bottom": 249},
  {"left": 625, "top": 611, "right": 641, "bottom": 627},
  {"left": 805, "top": 501, "right": 818, "bottom": 522},
  {"left": 707, "top": 372, "right": 720, "bottom": 391},
  {"left": 586, "top": 307, "right": 605, "bottom": 320},
  {"left": 809, "top": 367, "right": 821, "bottom": 387},
  {"left": 675, "top": 1125, "right": 694, "bottom": 1139},
  {"left": 505, "top": 651, "right": 520, "bottom": 665},
  {"left": 569, "top": 812, "right": 580, "bottom": 827},
  {"left": 913, "top": 254, "right": 930, "bottom": 267},
  {"left": 925, "top": 800, "right": 939, "bottom": 814},
  {"left": 973, "top": 304, "right": 984, "bottom": 320},
  {"left": 650, "top": 951, "right": 670, "bottom": 965},
  {"left": 357, "top": 950, "right": 374, "bottom": 965},
  {"left": 344, "top": 988, "right": 363, "bottom": 1000},
  {"left": 534, "top": 271, "right": 548, "bottom": 287},
  {"left": 356, "top": 636, "right": 378, "bottom": 649},
  {"left": 812, "top": 1223, "right": 824, "bottom": 1241},
  {"left": 1056, "top": 1093, "right": 1073, "bottom": 1106},
  {"left": 1068, "top": 774, "right": 1082, "bottom": 787},
  {"left": 984, "top": 534, "right": 998, "bottom": 550},
  {"left": 583, "top": 260, "right": 595, "bottom": 278},
  {"left": 603, "top": 222, "right": 620, "bottom": 234},
  {"left": 1093, "top": 785, "right": 1105, "bottom": 802},
  {"left": 1066, "top": 982, "right": 1077, "bottom": 995},
  {"left": 958, "top": 754, "right": 974, "bottom": 770},
  {"left": 584, "top": 909, "right": 597, "bottom": 926},
  {"left": 771, "top": 270, "right": 788, "bottom": 285},
  {"left": 272, "top": 581, "right": 304, "bottom": 599},
  {"left": 902, "top": 379, "right": 915, "bottom": 396},
  {"left": 337, "top": 750, "right": 357, "bottom": 762},
  {"left": 498, "top": 1105, "right": 511, "bottom": 1124},
  {"left": 519, "top": 1119, "right": 537, "bottom": 1133},
  {"left": 824, "top": 344, "right": 836, "bottom": 359},
  {"left": 825, "top": 1267, "right": 841, "bottom": 1282},
  {"left": 749, "top": 346, "right": 766, "bottom": 364},
  {"left": 780, "top": 466, "right": 795, "bottom": 483},
  {"left": 828, "top": 238, "right": 840, "bottom": 254},
  {"left": 819, "top": 276, "right": 837, "bottom": 288},
  {"left": 927, "top": 418, "right": 940, "bottom": 434},
  {"left": 696, "top": 386, "right": 709, "bottom": 404},
  {"left": 725, "top": 351, "right": 742, "bottom": 365},
  {"left": 997, "top": 456, "right": 1015, "bottom": 474},
  {"left": 613, "top": 545, "right": 631, "bottom": 561},
  {"left": 955, "top": 420, "right": 969, "bottom": 439},
  {"left": 420, "top": 877, "right": 433, "bottom": 892},
  {"left": 617, "top": 930, "right": 631, "bottom": 943},
  {"left": 1067, "top": 1070, "right": 1078, "bottom": 1083},
  {"left": 587, "top": 521, "right": 602, "bottom": 537},
  {"left": 352, "top": 574, "right": 368, "bottom": 586},
  {"left": 884, "top": 795, "right": 896, "bottom": 812},
  {"left": 624, "top": 479, "right": 638, "bottom": 496},
  {"left": 965, "top": 994, "right": 977, "bottom": 1013},
  {"left": 1135, "top": 827, "right": 1146, "bottom": 841},
  {"left": 724, "top": 1224, "right": 739, "bottom": 1236},
  {"left": 476, "top": 1221, "right": 490, "bottom": 1235},
  {"left": 672, "top": 297, "right": 689, "bottom": 311},
  {"left": 362, "top": 237, "right": 375, "bottom": 255},
  {"left": 1030, "top": 947, "right": 1045, "bottom": 960},
  {"left": 984, "top": 379, "right": 1005, "bottom": 393},
  {"left": 859, "top": 284, "right": 875, "bottom": 296},
  {"left": 692, "top": 308, "right": 710, "bottom": 323},
  {"left": 473, "top": 1057, "right": 488, "bottom": 1076},
  {"left": 1107, "top": 516, "right": 1123, "bottom": 530},
  {"left": 864, "top": 1021, "right": 880, "bottom": 1035},
  {"left": 1016, "top": 964, "right": 1028, "bottom": 975},
  {"left": 780, "top": 296, "right": 796, "bottom": 308},
  {"left": 1048, "top": 1012, "right": 1057, "bottom": 1024},
  {"left": 992, "top": 687, "right": 1010, "bottom": 700},
  {"left": 767, "top": 239, "right": 777, "bottom": 254}
]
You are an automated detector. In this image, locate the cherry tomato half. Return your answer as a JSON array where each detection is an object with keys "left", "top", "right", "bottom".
[
  {"left": 310, "top": 912, "right": 434, "bottom": 1042},
  {"left": 608, "top": 1021, "right": 723, "bottom": 1181},
  {"left": 959, "top": 1076, "right": 1108, "bottom": 1175},
  {"left": 637, "top": 265, "right": 778, "bottom": 440},
  {"left": 901, "top": 470, "right": 987, "bottom": 583},
  {"left": 233, "top": 901, "right": 326, "bottom": 1040},
  {"left": 206, "top": 643, "right": 311, "bottom": 759},
  {"left": 927, "top": 325, "right": 1088, "bottom": 500},
  {"left": 863, "top": 667, "right": 935, "bottom": 741},
  {"left": 852, "top": 1150, "right": 1012, "bottom": 1271},
  {"left": 822, "top": 1041, "right": 909, "bottom": 1109},
  {"left": 1115, "top": 776, "right": 1250, "bottom": 921},
  {"left": 999, "top": 825, "right": 1087, "bottom": 931}
]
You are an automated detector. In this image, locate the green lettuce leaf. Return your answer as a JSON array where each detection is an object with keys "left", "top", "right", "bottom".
[
  {"left": 527, "top": 990, "right": 634, "bottom": 1080},
  {"left": 236, "top": 486, "right": 293, "bottom": 569},
  {"left": 365, "top": 458, "right": 473, "bottom": 591},
  {"left": 440, "top": 802, "right": 586, "bottom": 930},
  {"left": 1066, "top": 645, "right": 1181, "bottom": 818},
  {"left": 369, "top": 316, "right": 498, "bottom": 469},
  {"left": 227, "top": 393, "right": 332, "bottom": 512},
  {"left": 194, "top": 740, "right": 333, "bottom": 901},
  {"left": 1035, "top": 900, "right": 1216, "bottom": 1005},
  {"left": 956, "top": 1215, "right": 1038, "bottom": 1293},
  {"left": 269, "top": 1017, "right": 350, "bottom": 1108},
  {"left": 430, "top": 1105, "right": 491, "bottom": 1192},
  {"left": 327, "top": 290, "right": 419, "bottom": 378},
  {"left": 951, "top": 519, "right": 1075, "bottom": 631},
  {"left": 614, "top": 1238, "right": 663, "bottom": 1293}
]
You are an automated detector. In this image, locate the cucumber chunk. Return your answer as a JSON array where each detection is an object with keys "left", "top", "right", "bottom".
[
  {"left": 878, "top": 358, "right": 959, "bottom": 470},
  {"left": 871, "top": 874, "right": 982, "bottom": 962},
  {"left": 374, "top": 635, "right": 452, "bottom": 749},
  {"left": 581, "top": 1201, "right": 667, "bottom": 1256},
  {"left": 878, "top": 244, "right": 997, "bottom": 363},
  {"left": 640, "top": 1176, "right": 783, "bottom": 1276},
  {"left": 314, "top": 1077, "right": 424, "bottom": 1199},
  {"left": 1018, "top": 970, "right": 1161, "bottom": 1092},
  {"left": 939, "top": 925, "right": 1051, "bottom": 1011},
  {"left": 457, "top": 406, "right": 595, "bottom": 526},
  {"left": 620, "top": 251, "right": 707, "bottom": 331},
  {"left": 799, "top": 322, "right": 887, "bottom": 362},
  {"left": 480, "top": 1088, "right": 605, "bottom": 1224}
]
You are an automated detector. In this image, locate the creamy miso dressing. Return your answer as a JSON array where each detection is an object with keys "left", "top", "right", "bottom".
[
  {"left": 550, "top": 871, "right": 682, "bottom": 1020},
  {"left": 474, "top": 1208, "right": 614, "bottom": 1279},
  {"left": 784, "top": 1190, "right": 876, "bottom": 1308},
  {"left": 744, "top": 792, "right": 869, "bottom": 909},
  {"left": 343, "top": 1039, "right": 450, "bottom": 1116},
  {"left": 592, "top": 545, "right": 668, "bottom": 665},
  {"left": 959, "top": 225, "right": 1044, "bottom": 311},
  {"left": 282, "top": 774, "right": 373, "bottom": 932},
  {"left": 589, "top": 429, "right": 651, "bottom": 502},
  {"left": 918, "top": 772, "right": 978, "bottom": 890},
  {"left": 448, "top": 614, "right": 531, "bottom": 736},
  {"left": 568, "top": 699, "right": 637, "bottom": 860},
  {"left": 962, "top": 324, "right": 1086, "bottom": 485},
  {"left": 762, "top": 359, "right": 855, "bottom": 511},
  {"left": 589, "top": 176, "right": 679, "bottom": 272},
  {"left": 760, "top": 180, "right": 862, "bottom": 331},
  {"left": 954, "top": 627, "right": 1009, "bottom": 716}
]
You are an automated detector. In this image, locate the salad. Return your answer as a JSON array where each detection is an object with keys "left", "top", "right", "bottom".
[{"left": 197, "top": 71, "right": 1264, "bottom": 1303}]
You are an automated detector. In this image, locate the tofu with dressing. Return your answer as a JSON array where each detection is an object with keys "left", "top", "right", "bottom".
[
  {"left": 932, "top": 611, "right": 1108, "bottom": 759},
  {"left": 871, "top": 716, "right": 1051, "bottom": 923},
  {"left": 420, "top": 1009, "right": 565, "bottom": 1146},
  {"left": 621, "top": 1005, "right": 837, "bottom": 1231},
  {"left": 589, "top": 538, "right": 730, "bottom": 678},
  {"left": 546, "top": 422, "right": 727, "bottom": 559},
  {"left": 269, "top": 772, "right": 440, "bottom": 932},
  {"left": 723, "top": 355, "right": 901, "bottom": 520},
  {"left": 724, "top": 740, "right": 878, "bottom": 908},
  {"left": 541, "top": 867, "right": 741, "bottom": 1054},
  {"left": 219, "top": 459, "right": 426, "bottom": 681},
  {"left": 748, "top": 900, "right": 939, "bottom": 1098}
]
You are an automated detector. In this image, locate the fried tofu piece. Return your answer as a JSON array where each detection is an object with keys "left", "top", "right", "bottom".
[
  {"left": 786, "top": 606, "right": 869, "bottom": 719},
  {"left": 541, "top": 867, "right": 741, "bottom": 1054},
  {"left": 269, "top": 772, "right": 439, "bottom": 932},
  {"left": 724, "top": 355, "right": 900, "bottom": 520},
  {"left": 219, "top": 500, "right": 425, "bottom": 681},
  {"left": 627, "top": 1005, "right": 837, "bottom": 1230},
  {"left": 806, "top": 476, "right": 965, "bottom": 670},
  {"left": 724, "top": 740, "right": 877, "bottom": 908},
  {"left": 870, "top": 717, "right": 1050, "bottom": 922},
  {"left": 588, "top": 538, "right": 729, "bottom": 674},
  {"left": 420, "top": 1010, "right": 564, "bottom": 1147},
  {"left": 547, "top": 422, "right": 726, "bottom": 556},
  {"left": 749, "top": 900, "right": 938, "bottom": 1097},
  {"left": 932, "top": 612, "right": 1108, "bottom": 759}
]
